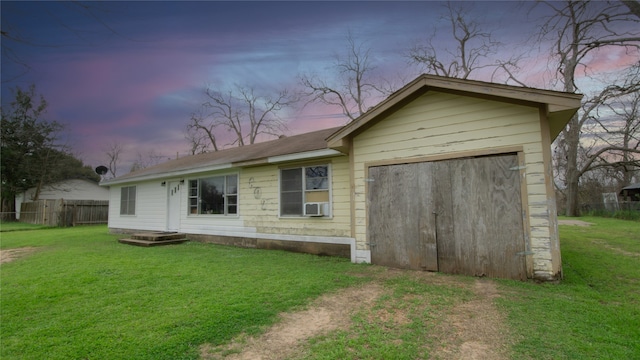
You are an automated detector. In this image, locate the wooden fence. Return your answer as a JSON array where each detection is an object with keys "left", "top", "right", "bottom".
[{"left": 20, "top": 200, "right": 109, "bottom": 227}]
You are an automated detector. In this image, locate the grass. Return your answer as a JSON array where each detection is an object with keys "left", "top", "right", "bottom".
[
  {"left": 0, "top": 226, "right": 370, "bottom": 360},
  {"left": 583, "top": 209, "right": 640, "bottom": 221},
  {"left": 298, "top": 275, "right": 475, "bottom": 360},
  {"left": 1, "top": 218, "right": 639, "bottom": 359},
  {"left": 496, "top": 216, "right": 640, "bottom": 359},
  {"left": 0, "top": 221, "right": 52, "bottom": 232}
]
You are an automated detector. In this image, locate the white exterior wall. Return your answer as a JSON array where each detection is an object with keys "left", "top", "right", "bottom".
[
  {"left": 16, "top": 179, "right": 109, "bottom": 220},
  {"left": 351, "top": 91, "right": 558, "bottom": 278},
  {"left": 107, "top": 156, "right": 356, "bottom": 259},
  {"left": 107, "top": 180, "right": 167, "bottom": 232}
]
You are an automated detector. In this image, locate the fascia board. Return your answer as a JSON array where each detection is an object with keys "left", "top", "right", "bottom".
[{"left": 100, "top": 163, "right": 233, "bottom": 186}]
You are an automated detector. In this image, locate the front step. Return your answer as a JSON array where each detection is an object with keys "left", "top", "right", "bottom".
[{"left": 119, "top": 231, "right": 189, "bottom": 247}]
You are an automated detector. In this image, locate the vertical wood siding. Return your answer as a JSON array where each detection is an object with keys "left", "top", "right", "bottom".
[{"left": 368, "top": 155, "right": 527, "bottom": 280}]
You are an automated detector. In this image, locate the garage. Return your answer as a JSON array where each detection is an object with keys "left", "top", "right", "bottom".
[{"left": 367, "top": 153, "right": 528, "bottom": 280}]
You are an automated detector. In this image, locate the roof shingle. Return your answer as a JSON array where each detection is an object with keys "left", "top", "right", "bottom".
[{"left": 102, "top": 126, "right": 342, "bottom": 185}]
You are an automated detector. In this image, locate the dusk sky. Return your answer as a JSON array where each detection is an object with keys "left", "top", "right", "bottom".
[{"left": 1, "top": 1, "right": 636, "bottom": 174}]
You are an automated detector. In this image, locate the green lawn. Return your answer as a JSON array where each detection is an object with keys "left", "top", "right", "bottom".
[
  {"left": 496, "top": 217, "right": 640, "bottom": 359},
  {"left": 0, "top": 226, "right": 369, "bottom": 360},
  {"left": 1, "top": 218, "right": 639, "bottom": 359}
]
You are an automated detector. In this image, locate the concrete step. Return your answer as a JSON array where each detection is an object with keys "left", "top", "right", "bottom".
[
  {"left": 130, "top": 232, "right": 186, "bottom": 242},
  {"left": 118, "top": 237, "right": 189, "bottom": 247}
]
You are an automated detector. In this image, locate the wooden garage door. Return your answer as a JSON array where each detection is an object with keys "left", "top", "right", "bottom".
[{"left": 368, "top": 154, "right": 527, "bottom": 280}]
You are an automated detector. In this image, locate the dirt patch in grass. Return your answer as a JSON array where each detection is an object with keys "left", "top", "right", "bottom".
[
  {"left": 558, "top": 219, "right": 594, "bottom": 227},
  {"left": 200, "top": 283, "right": 384, "bottom": 360},
  {"left": 0, "top": 247, "right": 38, "bottom": 264},
  {"left": 201, "top": 270, "right": 512, "bottom": 360},
  {"left": 430, "top": 278, "right": 511, "bottom": 360},
  {"left": 592, "top": 240, "right": 640, "bottom": 257}
]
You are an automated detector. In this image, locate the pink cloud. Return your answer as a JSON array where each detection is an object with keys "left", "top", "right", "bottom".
[{"left": 580, "top": 47, "right": 639, "bottom": 76}]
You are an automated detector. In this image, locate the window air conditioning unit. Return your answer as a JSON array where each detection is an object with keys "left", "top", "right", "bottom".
[{"left": 304, "top": 202, "right": 328, "bottom": 217}]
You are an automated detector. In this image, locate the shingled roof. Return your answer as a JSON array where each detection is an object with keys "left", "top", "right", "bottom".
[{"left": 101, "top": 126, "right": 343, "bottom": 186}]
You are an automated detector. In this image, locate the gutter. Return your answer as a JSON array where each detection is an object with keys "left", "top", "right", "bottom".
[{"left": 100, "top": 163, "right": 233, "bottom": 186}]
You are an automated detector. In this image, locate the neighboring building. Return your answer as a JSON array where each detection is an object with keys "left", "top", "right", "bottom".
[
  {"left": 101, "top": 74, "right": 582, "bottom": 281},
  {"left": 15, "top": 179, "right": 110, "bottom": 219},
  {"left": 620, "top": 183, "right": 640, "bottom": 201}
]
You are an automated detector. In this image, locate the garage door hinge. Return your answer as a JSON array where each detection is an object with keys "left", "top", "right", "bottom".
[
  {"left": 509, "top": 165, "right": 526, "bottom": 171},
  {"left": 516, "top": 251, "right": 534, "bottom": 256}
]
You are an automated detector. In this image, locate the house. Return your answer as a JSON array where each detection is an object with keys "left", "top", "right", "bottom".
[
  {"left": 16, "top": 178, "right": 110, "bottom": 220},
  {"left": 102, "top": 74, "right": 582, "bottom": 281}
]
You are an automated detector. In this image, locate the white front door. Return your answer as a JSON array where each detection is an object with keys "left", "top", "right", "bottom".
[{"left": 167, "top": 181, "right": 182, "bottom": 231}]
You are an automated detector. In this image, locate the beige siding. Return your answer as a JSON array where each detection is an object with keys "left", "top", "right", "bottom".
[
  {"left": 352, "top": 91, "right": 556, "bottom": 278},
  {"left": 241, "top": 156, "right": 352, "bottom": 237}
]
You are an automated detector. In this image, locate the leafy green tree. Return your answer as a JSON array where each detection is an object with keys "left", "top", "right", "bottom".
[
  {"left": 52, "top": 150, "right": 101, "bottom": 183},
  {"left": 0, "top": 85, "right": 69, "bottom": 219}
]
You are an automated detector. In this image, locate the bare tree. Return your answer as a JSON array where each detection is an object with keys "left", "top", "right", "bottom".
[
  {"left": 186, "top": 107, "right": 219, "bottom": 152},
  {"left": 299, "top": 31, "right": 390, "bottom": 122},
  {"left": 185, "top": 98, "right": 218, "bottom": 155},
  {"left": 103, "top": 141, "right": 124, "bottom": 179},
  {"left": 584, "top": 73, "right": 640, "bottom": 189},
  {"left": 556, "top": 67, "right": 640, "bottom": 199},
  {"left": 187, "top": 84, "right": 295, "bottom": 150},
  {"left": 408, "top": 1, "right": 525, "bottom": 85},
  {"left": 537, "top": 0, "right": 640, "bottom": 215},
  {"left": 129, "top": 149, "right": 167, "bottom": 173}
]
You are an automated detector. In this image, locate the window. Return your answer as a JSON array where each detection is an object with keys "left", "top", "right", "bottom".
[
  {"left": 280, "top": 165, "right": 330, "bottom": 216},
  {"left": 120, "top": 186, "right": 136, "bottom": 215},
  {"left": 189, "top": 174, "right": 238, "bottom": 215}
]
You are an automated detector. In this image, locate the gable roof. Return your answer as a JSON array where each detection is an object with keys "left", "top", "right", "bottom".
[
  {"left": 101, "top": 126, "right": 343, "bottom": 186},
  {"left": 103, "top": 74, "right": 583, "bottom": 187},
  {"left": 326, "top": 74, "right": 583, "bottom": 152}
]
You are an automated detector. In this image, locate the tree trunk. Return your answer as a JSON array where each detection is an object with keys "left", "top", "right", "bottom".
[
  {"left": 33, "top": 179, "right": 43, "bottom": 201},
  {"left": 563, "top": 113, "right": 581, "bottom": 216},
  {"left": 565, "top": 168, "right": 581, "bottom": 216},
  {"left": 1, "top": 195, "right": 17, "bottom": 221}
]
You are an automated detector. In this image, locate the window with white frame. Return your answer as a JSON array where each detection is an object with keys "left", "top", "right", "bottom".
[
  {"left": 120, "top": 186, "right": 136, "bottom": 215},
  {"left": 280, "top": 165, "right": 330, "bottom": 216},
  {"left": 189, "top": 174, "right": 238, "bottom": 215}
]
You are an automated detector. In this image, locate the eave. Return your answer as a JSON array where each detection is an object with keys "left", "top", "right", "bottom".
[{"left": 100, "top": 149, "right": 345, "bottom": 186}]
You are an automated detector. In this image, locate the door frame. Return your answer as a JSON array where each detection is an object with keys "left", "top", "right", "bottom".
[{"left": 166, "top": 180, "right": 182, "bottom": 231}]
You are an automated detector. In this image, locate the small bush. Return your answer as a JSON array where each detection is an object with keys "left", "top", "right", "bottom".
[
  {"left": 613, "top": 210, "right": 640, "bottom": 221},
  {"left": 583, "top": 209, "right": 640, "bottom": 221}
]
